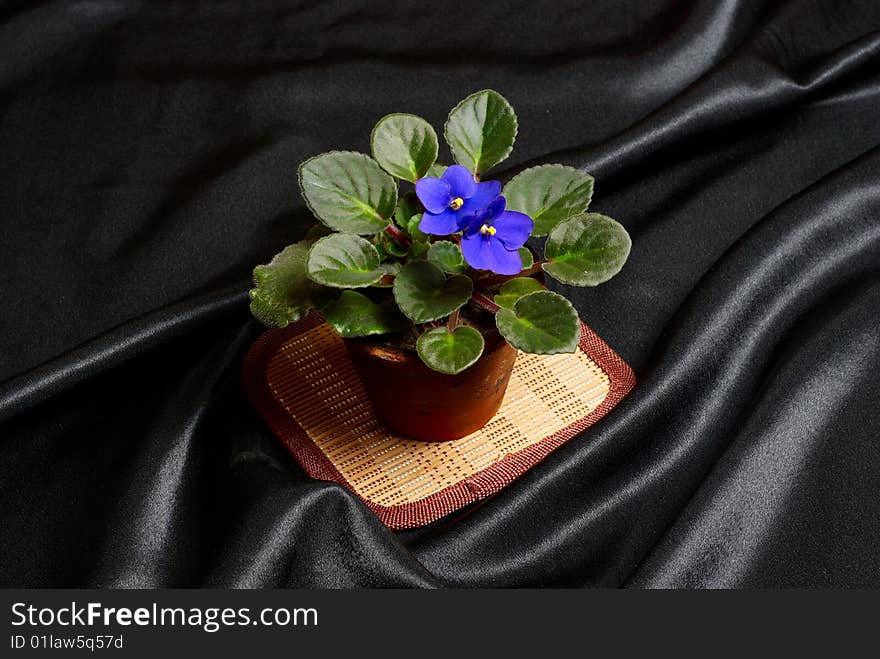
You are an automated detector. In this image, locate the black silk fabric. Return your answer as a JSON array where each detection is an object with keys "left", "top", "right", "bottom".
[{"left": 2, "top": 0, "right": 879, "bottom": 588}]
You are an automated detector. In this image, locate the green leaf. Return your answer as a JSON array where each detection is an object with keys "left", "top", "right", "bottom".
[
  {"left": 298, "top": 151, "right": 397, "bottom": 234},
  {"left": 371, "top": 113, "right": 438, "bottom": 182},
  {"left": 409, "top": 241, "right": 429, "bottom": 260},
  {"left": 306, "top": 234, "right": 384, "bottom": 288},
  {"left": 426, "top": 163, "right": 448, "bottom": 178},
  {"left": 322, "top": 290, "right": 410, "bottom": 338},
  {"left": 416, "top": 326, "right": 485, "bottom": 375},
  {"left": 518, "top": 246, "right": 534, "bottom": 270},
  {"left": 543, "top": 213, "right": 632, "bottom": 286},
  {"left": 407, "top": 214, "right": 430, "bottom": 258},
  {"left": 503, "top": 164, "right": 595, "bottom": 236},
  {"left": 444, "top": 90, "right": 517, "bottom": 176},
  {"left": 427, "top": 240, "right": 466, "bottom": 274},
  {"left": 394, "top": 191, "right": 421, "bottom": 228},
  {"left": 249, "top": 241, "right": 331, "bottom": 327},
  {"left": 379, "top": 260, "right": 402, "bottom": 277},
  {"left": 372, "top": 261, "right": 402, "bottom": 288},
  {"left": 392, "top": 261, "right": 473, "bottom": 323},
  {"left": 378, "top": 231, "right": 409, "bottom": 258},
  {"left": 407, "top": 213, "right": 427, "bottom": 243},
  {"left": 493, "top": 277, "right": 544, "bottom": 309},
  {"left": 495, "top": 291, "right": 580, "bottom": 354}
]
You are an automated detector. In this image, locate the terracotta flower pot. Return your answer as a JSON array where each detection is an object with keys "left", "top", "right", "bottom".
[{"left": 345, "top": 330, "right": 518, "bottom": 442}]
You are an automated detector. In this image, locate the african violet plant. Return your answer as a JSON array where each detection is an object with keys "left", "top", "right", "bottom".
[{"left": 250, "top": 90, "right": 631, "bottom": 375}]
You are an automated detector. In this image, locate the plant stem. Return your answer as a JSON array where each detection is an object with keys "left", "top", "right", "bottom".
[
  {"left": 447, "top": 307, "right": 460, "bottom": 332},
  {"left": 385, "top": 223, "right": 411, "bottom": 248}
]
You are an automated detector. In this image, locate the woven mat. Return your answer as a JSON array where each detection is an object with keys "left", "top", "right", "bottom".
[{"left": 242, "top": 312, "right": 635, "bottom": 529}]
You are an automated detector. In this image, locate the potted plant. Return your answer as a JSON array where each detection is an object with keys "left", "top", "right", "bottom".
[{"left": 249, "top": 90, "right": 631, "bottom": 441}]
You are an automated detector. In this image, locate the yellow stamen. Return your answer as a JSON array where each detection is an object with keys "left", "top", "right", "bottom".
[
  {"left": 449, "top": 197, "right": 464, "bottom": 210},
  {"left": 479, "top": 224, "right": 496, "bottom": 236}
]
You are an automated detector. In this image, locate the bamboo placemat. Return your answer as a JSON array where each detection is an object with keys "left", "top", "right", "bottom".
[{"left": 242, "top": 312, "right": 635, "bottom": 529}]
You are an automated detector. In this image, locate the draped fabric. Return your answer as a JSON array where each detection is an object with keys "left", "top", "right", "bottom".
[{"left": 2, "top": 0, "right": 879, "bottom": 588}]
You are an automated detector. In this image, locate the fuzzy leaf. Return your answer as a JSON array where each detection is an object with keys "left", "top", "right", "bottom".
[
  {"left": 392, "top": 261, "right": 473, "bottom": 323},
  {"left": 445, "top": 90, "right": 517, "bottom": 176},
  {"left": 371, "top": 113, "right": 438, "bottom": 182},
  {"left": 372, "top": 261, "right": 402, "bottom": 288},
  {"left": 306, "top": 234, "right": 384, "bottom": 288},
  {"left": 409, "top": 241, "right": 429, "bottom": 260},
  {"left": 249, "top": 241, "right": 331, "bottom": 327},
  {"left": 322, "top": 290, "right": 409, "bottom": 338},
  {"left": 298, "top": 151, "right": 396, "bottom": 234},
  {"left": 407, "top": 214, "right": 428, "bottom": 244},
  {"left": 518, "top": 246, "right": 534, "bottom": 270},
  {"left": 503, "top": 164, "right": 594, "bottom": 236},
  {"left": 379, "top": 231, "right": 409, "bottom": 258},
  {"left": 543, "top": 213, "right": 632, "bottom": 286},
  {"left": 427, "top": 241, "right": 466, "bottom": 274},
  {"left": 495, "top": 291, "right": 580, "bottom": 354},
  {"left": 394, "top": 191, "right": 421, "bottom": 228},
  {"left": 381, "top": 261, "right": 402, "bottom": 276},
  {"left": 493, "top": 277, "right": 544, "bottom": 309},
  {"left": 426, "top": 163, "right": 448, "bottom": 178},
  {"left": 416, "top": 326, "right": 485, "bottom": 374}
]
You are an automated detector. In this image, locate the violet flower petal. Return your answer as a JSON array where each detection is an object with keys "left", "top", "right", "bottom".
[
  {"left": 419, "top": 208, "right": 462, "bottom": 235},
  {"left": 415, "top": 177, "right": 452, "bottom": 214},
  {"left": 462, "top": 181, "right": 502, "bottom": 214},
  {"left": 493, "top": 210, "right": 534, "bottom": 250},
  {"left": 461, "top": 233, "right": 524, "bottom": 275},
  {"left": 441, "top": 164, "right": 477, "bottom": 199}
]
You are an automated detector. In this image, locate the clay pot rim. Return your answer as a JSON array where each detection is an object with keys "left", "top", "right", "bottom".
[
  {"left": 345, "top": 337, "right": 417, "bottom": 364},
  {"left": 345, "top": 325, "right": 508, "bottom": 366}
]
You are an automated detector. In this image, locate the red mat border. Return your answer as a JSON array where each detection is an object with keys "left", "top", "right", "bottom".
[{"left": 241, "top": 305, "right": 635, "bottom": 530}]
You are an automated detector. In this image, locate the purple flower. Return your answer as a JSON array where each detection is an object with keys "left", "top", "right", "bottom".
[
  {"left": 460, "top": 196, "right": 533, "bottom": 275},
  {"left": 415, "top": 165, "right": 501, "bottom": 235}
]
